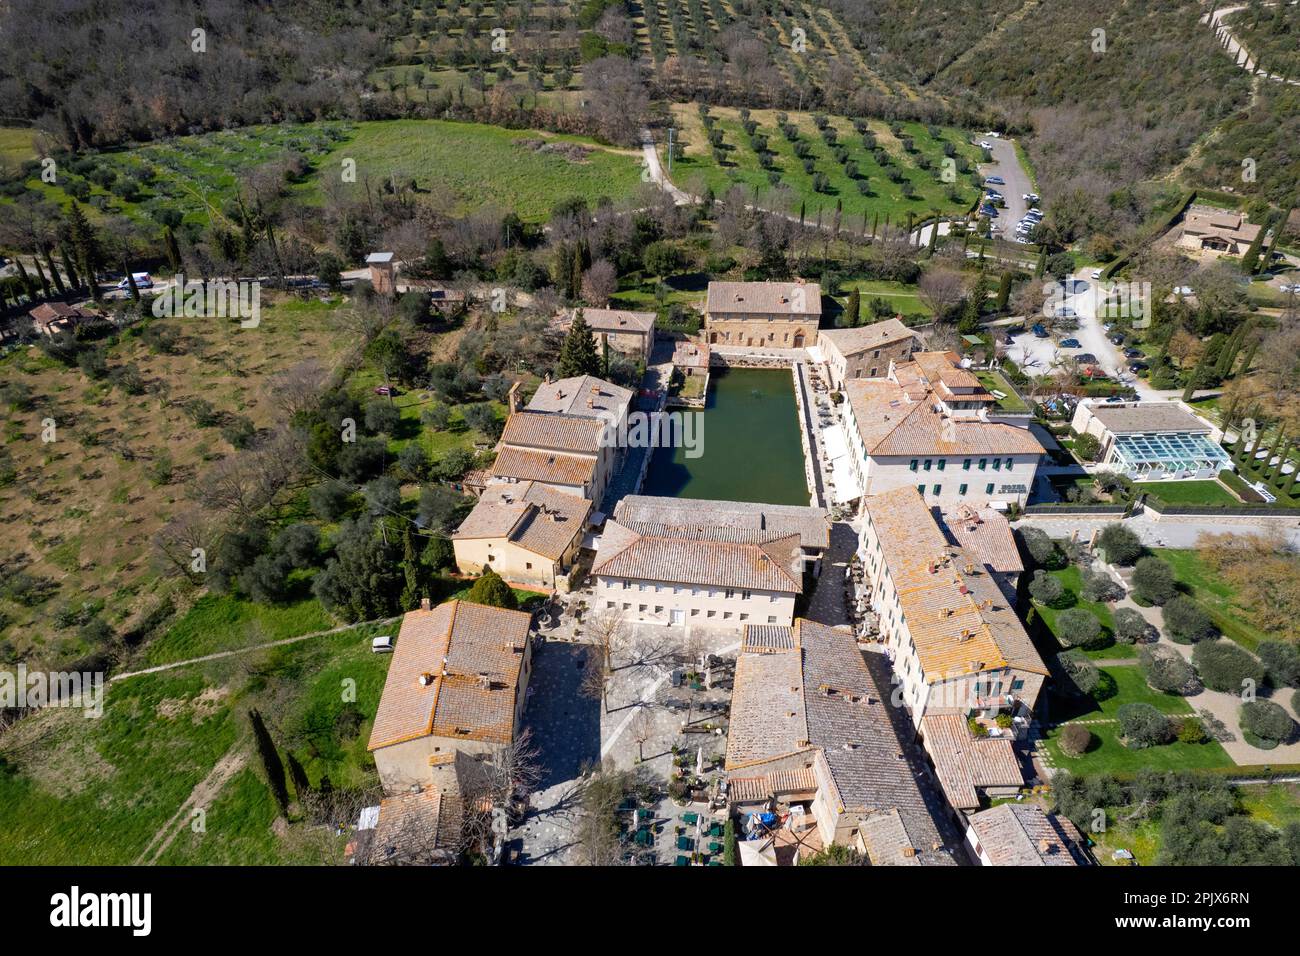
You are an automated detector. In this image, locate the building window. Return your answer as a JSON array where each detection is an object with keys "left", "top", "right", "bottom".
[
  {"left": 622, "top": 603, "right": 630, "bottom": 610},
  {"left": 959, "top": 483, "right": 968, "bottom": 495},
  {"left": 740, "top": 613, "right": 749, "bottom": 621},
  {"left": 767, "top": 616, "right": 777, "bottom": 624},
  {"left": 725, "top": 588, "right": 735, "bottom": 599},
  {"left": 723, "top": 612, "right": 732, "bottom": 620},
  {"left": 937, "top": 459, "right": 946, "bottom": 471},
  {"left": 917, "top": 484, "right": 926, "bottom": 494},
  {"left": 742, "top": 590, "right": 751, "bottom": 600},
  {"left": 1011, "top": 678, "right": 1025, "bottom": 690},
  {"left": 707, "top": 610, "right": 716, "bottom": 618},
  {"left": 1005, "top": 458, "right": 1014, "bottom": 471},
  {"left": 978, "top": 458, "right": 987, "bottom": 470},
  {"left": 985, "top": 483, "right": 994, "bottom": 495},
  {"left": 963, "top": 458, "right": 971, "bottom": 470},
  {"left": 909, "top": 459, "right": 919, "bottom": 472},
  {"left": 932, "top": 484, "right": 941, "bottom": 495},
  {"left": 526, "top": 562, "right": 532, "bottom": 570},
  {"left": 993, "top": 458, "right": 1002, "bottom": 471},
  {"left": 638, "top": 604, "right": 646, "bottom": 612},
  {"left": 691, "top": 609, "right": 700, "bottom": 616},
  {"left": 606, "top": 601, "right": 614, "bottom": 608},
  {"left": 923, "top": 459, "right": 932, "bottom": 471}
]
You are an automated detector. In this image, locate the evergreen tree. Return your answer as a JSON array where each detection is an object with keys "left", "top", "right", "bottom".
[
  {"left": 1239, "top": 213, "right": 1271, "bottom": 274},
  {"left": 43, "top": 247, "right": 65, "bottom": 295},
  {"left": 558, "top": 309, "right": 602, "bottom": 378},
  {"left": 844, "top": 288, "right": 861, "bottom": 327},
  {"left": 465, "top": 568, "right": 518, "bottom": 609},
  {"left": 1257, "top": 205, "right": 1290, "bottom": 274},
  {"left": 66, "top": 202, "right": 102, "bottom": 303},
  {"left": 163, "top": 227, "right": 181, "bottom": 272},
  {"left": 995, "top": 272, "right": 1013, "bottom": 310},
  {"left": 1183, "top": 350, "right": 1212, "bottom": 401},
  {"left": 399, "top": 524, "right": 423, "bottom": 611},
  {"left": 1034, "top": 248, "right": 1047, "bottom": 279}
]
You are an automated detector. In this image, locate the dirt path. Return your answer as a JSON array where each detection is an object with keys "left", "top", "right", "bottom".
[
  {"left": 135, "top": 746, "right": 248, "bottom": 865},
  {"left": 110, "top": 615, "right": 401, "bottom": 683}
]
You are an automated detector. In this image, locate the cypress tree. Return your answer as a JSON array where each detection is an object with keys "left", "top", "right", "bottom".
[
  {"left": 995, "top": 272, "right": 1013, "bottom": 310},
  {"left": 1239, "top": 213, "right": 1270, "bottom": 274},
  {"left": 58, "top": 242, "right": 81, "bottom": 291},
  {"left": 1182, "top": 350, "right": 1211, "bottom": 401},
  {"left": 1236, "top": 339, "right": 1259, "bottom": 378},
  {"left": 558, "top": 308, "right": 601, "bottom": 378},
  {"left": 400, "top": 524, "right": 422, "bottom": 611},
  {"left": 1264, "top": 431, "right": 1287, "bottom": 481},
  {"left": 43, "top": 247, "right": 65, "bottom": 295},
  {"left": 164, "top": 227, "right": 181, "bottom": 273},
  {"left": 1256, "top": 206, "right": 1290, "bottom": 274},
  {"left": 1034, "top": 248, "right": 1047, "bottom": 278},
  {"left": 844, "top": 288, "right": 861, "bottom": 327},
  {"left": 66, "top": 202, "right": 102, "bottom": 303}
]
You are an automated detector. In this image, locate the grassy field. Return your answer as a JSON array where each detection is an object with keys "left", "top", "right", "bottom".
[
  {"left": 2, "top": 118, "right": 645, "bottom": 228},
  {"left": 0, "top": 296, "right": 358, "bottom": 664},
  {"left": 0, "top": 621, "right": 393, "bottom": 865},
  {"left": 1154, "top": 548, "right": 1270, "bottom": 652},
  {"left": 0, "top": 127, "right": 37, "bottom": 171},
  {"left": 143, "top": 593, "right": 336, "bottom": 667},
  {"left": 1044, "top": 665, "right": 1232, "bottom": 774},
  {"left": 1141, "top": 480, "right": 1239, "bottom": 505},
  {"left": 835, "top": 278, "right": 932, "bottom": 322},
  {"left": 314, "top": 119, "right": 645, "bottom": 222},
  {"left": 1034, "top": 564, "right": 1130, "bottom": 659},
  {"left": 664, "top": 104, "right": 981, "bottom": 225}
]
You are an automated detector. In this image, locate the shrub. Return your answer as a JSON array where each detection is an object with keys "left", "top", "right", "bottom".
[
  {"left": 1293, "top": 689, "right": 1300, "bottom": 720},
  {"left": 1133, "top": 556, "right": 1176, "bottom": 605},
  {"left": 1028, "top": 569, "right": 1065, "bottom": 607},
  {"left": 1139, "top": 645, "right": 1198, "bottom": 695},
  {"left": 1239, "top": 700, "right": 1295, "bottom": 748},
  {"left": 1073, "top": 433, "right": 1101, "bottom": 461},
  {"left": 1176, "top": 717, "right": 1207, "bottom": 745},
  {"left": 309, "top": 480, "right": 354, "bottom": 521},
  {"left": 465, "top": 568, "right": 518, "bottom": 609},
  {"left": 1059, "top": 723, "right": 1092, "bottom": 757},
  {"left": 1096, "top": 523, "right": 1143, "bottom": 565},
  {"left": 1193, "top": 640, "right": 1265, "bottom": 694},
  {"left": 1163, "top": 595, "right": 1216, "bottom": 643},
  {"left": 1059, "top": 649, "right": 1100, "bottom": 695},
  {"left": 1018, "top": 526, "right": 1062, "bottom": 568},
  {"left": 1055, "top": 608, "right": 1103, "bottom": 648},
  {"left": 1117, "top": 702, "right": 1174, "bottom": 749},
  {"left": 1113, "top": 607, "right": 1152, "bottom": 644},
  {"left": 1081, "top": 568, "right": 1123, "bottom": 603},
  {"left": 1258, "top": 640, "right": 1300, "bottom": 688}
]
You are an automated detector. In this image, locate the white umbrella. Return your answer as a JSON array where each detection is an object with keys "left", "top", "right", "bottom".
[{"left": 695, "top": 747, "right": 704, "bottom": 775}]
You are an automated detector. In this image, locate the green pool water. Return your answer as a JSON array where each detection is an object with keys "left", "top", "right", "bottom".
[{"left": 642, "top": 366, "right": 809, "bottom": 505}]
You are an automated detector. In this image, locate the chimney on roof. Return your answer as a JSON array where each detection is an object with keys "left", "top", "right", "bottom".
[
  {"left": 418, "top": 673, "right": 435, "bottom": 686},
  {"left": 543, "top": 373, "right": 551, "bottom": 384},
  {"left": 1039, "top": 839, "right": 1054, "bottom": 854},
  {"left": 420, "top": 597, "right": 431, "bottom": 611},
  {"left": 958, "top": 629, "right": 972, "bottom": 642},
  {"left": 507, "top": 381, "right": 523, "bottom": 415}
]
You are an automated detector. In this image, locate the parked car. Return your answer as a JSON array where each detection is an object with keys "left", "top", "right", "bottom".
[
  {"left": 1022, "top": 193, "right": 1040, "bottom": 203},
  {"left": 979, "top": 141, "right": 993, "bottom": 150},
  {"left": 1075, "top": 353, "right": 1098, "bottom": 364},
  {"left": 1109, "top": 333, "right": 1126, "bottom": 345},
  {"left": 1024, "top": 209, "right": 1043, "bottom": 220},
  {"left": 1032, "top": 323, "right": 1049, "bottom": 338},
  {"left": 371, "top": 635, "right": 395, "bottom": 653},
  {"left": 1090, "top": 268, "right": 1103, "bottom": 280},
  {"left": 1279, "top": 283, "right": 1300, "bottom": 294},
  {"left": 985, "top": 175, "right": 1005, "bottom": 185},
  {"left": 1124, "top": 347, "right": 1143, "bottom": 359},
  {"left": 1129, "top": 362, "right": 1149, "bottom": 373},
  {"left": 1059, "top": 338, "right": 1081, "bottom": 349},
  {"left": 373, "top": 384, "right": 398, "bottom": 396},
  {"left": 980, "top": 206, "right": 999, "bottom": 218}
]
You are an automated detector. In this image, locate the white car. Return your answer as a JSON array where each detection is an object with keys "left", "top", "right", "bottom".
[
  {"left": 978, "top": 140, "right": 992, "bottom": 149},
  {"left": 1090, "top": 268, "right": 1103, "bottom": 280},
  {"left": 1279, "top": 283, "right": 1300, "bottom": 294},
  {"left": 371, "top": 635, "right": 395, "bottom": 653},
  {"left": 986, "top": 131, "right": 1001, "bottom": 138}
]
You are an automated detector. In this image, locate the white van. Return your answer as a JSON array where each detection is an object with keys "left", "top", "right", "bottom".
[
  {"left": 117, "top": 272, "right": 152, "bottom": 290},
  {"left": 371, "top": 635, "right": 395, "bottom": 653}
]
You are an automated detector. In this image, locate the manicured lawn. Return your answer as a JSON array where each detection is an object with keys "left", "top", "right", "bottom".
[
  {"left": 447, "top": 584, "right": 548, "bottom": 608},
  {"left": 1034, "top": 564, "right": 1131, "bottom": 659},
  {"left": 145, "top": 592, "right": 335, "bottom": 666},
  {"left": 1045, "top": 717, "right": 1232, "bottom": 777},
  {"left": 835, "top": 278, "right": 931, "bottom": 321},
  {"left": 1054, "top": 664, "right": 1194, "bottom": 723},
  {"left": 973, "top": 369, "right": 1028, "bottom": 412},
  {"left": 1140, "top": 480, "right": 1238, "bottom": 505},
  {"left": 1154, "top": 548, "right": 1269, "bottom": 652},
  {"left": 1092, "top": 814, "right": 1161, "bottom": 866},
  {"left": 1237, "top": 782, "right": 1300, "bottom": 829}
]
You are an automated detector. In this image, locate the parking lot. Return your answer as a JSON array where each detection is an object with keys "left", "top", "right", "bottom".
[{"left": 977, "top": 135, "right": 1033, "bottom": 242}]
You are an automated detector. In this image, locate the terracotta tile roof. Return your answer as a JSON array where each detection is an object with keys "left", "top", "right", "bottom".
[
  {"left": 728, "top": 765, "right": 819, "bottom": 803},
  {"left": 725, "top": 646, "right": 808, "bottom": 768},
  {"left": 452, "top": 481, "right": 591, "bottom": 560},
  {"left": 863, "top": 488, "right": 1047, "bottom": 681},
  {"left": 727, "top": 620, "right": 953, "bottom": 862},
  {"left": 368, "top": 601, "right": 532, "bottom": 751},
  {"left": 365, "top": 786, "right": 462, "bottom": 864},
  {"left": 936, "top": 504, "right": 1024, "bottom": 577},
  {"left": 526, "top": 375, "right": 632, "bottom": 419},
  {"left": 613, "top": 495, "right": 830, "bottom": 550},
  {"left": 742, "top": 624, "right": 797, "bottom": 653},
  {"left": 671, "top": 340, "right": 710, "bottom": 368},
  {"left": 499, "top": 410, "right": 605, "bottom": 453},
  {"left": 858, "top": 806, "right": 953, "bottom": 866},
  {"left": 592, "top": 521, "right": 803, "bottom": 593},
  {"left": 967, "top": 803, "right": 1089, "bottom": 865},
  {"left": 490, "top": 446, "right": 595, "bottom": 488},
  {"left": 706, "top": 280, "right": 823, "bottom": 317},
  {"left": 29, "top": 302, "right": 96, "bottom": 326},
  {"left": 844, "top": 360, "right": 1042, "bottom": 458},
  {"left": 818, "top": 318, "right": 916, "bottom": 357},
  {"left": 569, "top": 307, "right": 655, "bottom": 335},
  {"left": 920, "top": 714, "right": 1024, "bottom": 811}
]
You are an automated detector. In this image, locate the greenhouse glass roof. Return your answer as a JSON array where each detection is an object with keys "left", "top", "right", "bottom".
[{"left": 1112, "top": 432, "right": 1231, "bottom": 471}]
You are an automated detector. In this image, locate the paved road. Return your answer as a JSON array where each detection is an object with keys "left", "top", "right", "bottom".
[
  {"left": 978, "top": 136, "right": 1032, "bottom": 242},
  {"left": 1206, "top": 3, "right": 1300, "bottom": 87}
]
